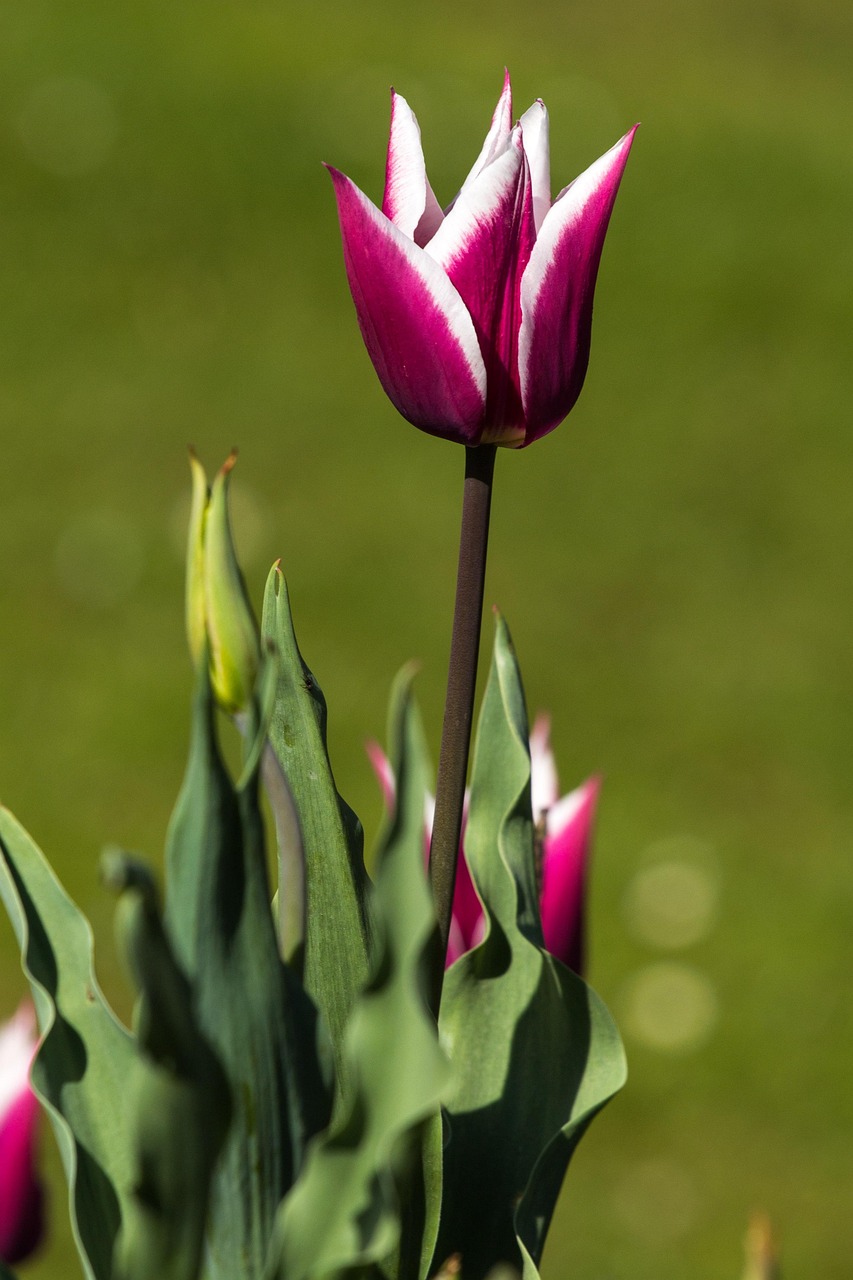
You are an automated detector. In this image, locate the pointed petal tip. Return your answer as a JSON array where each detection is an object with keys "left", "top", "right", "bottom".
[
  {"left": 325, "top": 161, "right": 357, "bottom": 189},
  {"left": 579, "top": 772, "right": 603, "bottom": 811},
  {"left": 492, "top": 67, "right": 513, "bottom": 126},
  {"left": 616, "top": 122, "right": 641, "bottom": 156},
  {"left": 578, "top": 769, "right": 603, "bottom": 793}
]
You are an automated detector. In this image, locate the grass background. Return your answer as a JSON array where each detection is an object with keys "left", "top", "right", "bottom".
[{"left": 1, "top": 0, "right": 851, "bottom": 1276}]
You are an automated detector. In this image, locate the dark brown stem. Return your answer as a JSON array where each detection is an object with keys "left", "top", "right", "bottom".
[{"left": 428, "top": 443, "right": 497, "bottom": 1016}]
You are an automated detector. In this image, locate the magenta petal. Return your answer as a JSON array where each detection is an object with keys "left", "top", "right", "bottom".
[
  {"left": 427, "top": 128, "right": 535, "bottom": 441},
  {"left": 518, "top": 126, "right": 638, "bottom": 443},
  {"left": 365, "top": 739, "right": 396, "bottom": 812},
  {"left": 0, "top": 1090, "right": 44, "bottom": 1264},
  {"left": 445, "top": 915, "right": 468, "bottom": 967},
  {"left": 0, "top": 1005, "right": 44, "bottom": 1266},
  {"left": 328, "top": 166, "right": 487, "bottom": 443},
  {"left": 539, "top": 776, "right": 600, "bottom": 974},
  {"left": 449, "top": 818, "right": 484, "bottom": 957},
  {"left": 381, "top": 91, "right": 444, "bottom": 246}
]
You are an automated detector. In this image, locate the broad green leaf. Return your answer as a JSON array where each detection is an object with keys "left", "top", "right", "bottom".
[
  {"left": 0, "top": 808, "right": 137, "bottom": 1280},
  {"left": 164, "top": 670, "right": 333, "bottom": 1280},
  {"left": 434, "top": 616, "right": 627, "bottom": 1280},
  {"left": 267, "top": 668, "right": 450, "bottom": 1280},
  {"left": 104, "top": 854, "right": 230, "bottom": 1280},
  {"left": 261, "top": 566, "right": 370, "bottom": 1090}
]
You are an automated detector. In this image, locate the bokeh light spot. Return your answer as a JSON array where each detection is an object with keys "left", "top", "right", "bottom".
[
  {"left": 623, "top": 859, "right": 719, "bottom": 949},
  {"left": 619, "top": 961, "right": 718, "bottom": 1053}
]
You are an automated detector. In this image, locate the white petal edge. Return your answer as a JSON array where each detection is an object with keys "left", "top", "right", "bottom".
[
  {"left": 546, "top": 783, "right": 590, "bottom": 840},
  {"left": 424, "top": 126, "right": 523, "bottom": 271},
  {"left": 0, "top": 1004, "right": 36, "bottom": 1117},
  {"left": 529, "top": 712, "right": 560, "bottom": 816},
  {"left": 517, "top": 129, "right": 635, "bottom": 409},
  {"left": 383, "top": 91, "right": 444, "bottom": 245},
  {"left": 518, "top": 100, "right": 551, "bottom": 234}
]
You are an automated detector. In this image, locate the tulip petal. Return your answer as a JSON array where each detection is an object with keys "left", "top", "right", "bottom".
[
  {"left": 0, "top": 1004, "right": 44, "bottom": 1266},
  {"left": 456, "top": 68, "right": 513, "bottom": 199},
  {"left": 365, "top": 739, "right": 396, "bottom": 812},
  {"left": 381, "top": 91, "right": 444, "bottom": 246},
  {"left": 529, "top": 712, "right": 560, "bottom": 816},
  {"left": 518, "top": 125, "right": 638, "bottom": 444},
  {"left": 0, "top": 1004, "right": 34, "bottom": 1117},
  {"left": 540, "top": 777, "right": 600, "bottom": 974},
  {"left": 448, "top": 811, "right": 482, "bottom": 956},
  {"left": 328, "top": 167, "right": 487, "bottom": 443},
  {"left": 518, "top": 100, "right": 551, "bottom": 233},
  {"left": 0, "top": 1091, "right": 44, "bottom": 1264},
  {"left": 427, "top": 128, "right": 535, "bottom": 441},
  {"left": 445, "top": 915, "right": 468, "bottom": 967}
]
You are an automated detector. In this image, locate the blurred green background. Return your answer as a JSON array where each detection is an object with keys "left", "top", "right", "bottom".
[{"left": 1, "top": 0, "right": 851, "bottom": 1275}]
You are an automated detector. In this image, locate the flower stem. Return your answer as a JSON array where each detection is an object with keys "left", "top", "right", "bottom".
[{"left": 428, "top": 443, "right": 497, "bottom": 1014}]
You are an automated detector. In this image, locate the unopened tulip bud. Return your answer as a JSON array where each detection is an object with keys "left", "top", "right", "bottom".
[
  {"left": 184, "top": 449, "right": 260, "bottom": 714},
  {"left": 204, "top": 452, "right": 261, "bottom": 714}
]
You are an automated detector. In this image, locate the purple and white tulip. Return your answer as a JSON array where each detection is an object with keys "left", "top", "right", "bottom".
[
  {"left": 328, "top": 71, "right": 637, "bottom": 448},
  {"left": 367, "top": 712, "right": 599, "bottom": 973},
  {"left": 0, "top": 1003, "right": 45, "bottom": 1266}
]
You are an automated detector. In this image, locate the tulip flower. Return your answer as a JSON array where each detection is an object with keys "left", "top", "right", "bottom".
[
  {"left": 328, "top": 70, "right": 637, "bottom": 448},
  {"left": 0, "top": 1003, "right": 45, "bottom": 1265},
  {"left": 367, "top": 713, "right": 599, "bottom": 973}
]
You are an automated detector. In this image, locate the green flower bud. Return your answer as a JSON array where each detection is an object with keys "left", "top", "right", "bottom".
[{"left": 184, "top": 449, "right": 260, "bottom": 714}]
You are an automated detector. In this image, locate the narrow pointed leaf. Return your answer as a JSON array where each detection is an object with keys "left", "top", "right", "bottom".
[
  {"left": 261, "top": 566, "right": 371, "bottom": 1091},
  {"left": 434, "top": 616, "right": 626, "bottom": 1280},
  {"left": 164, "top": 669, "right": 333, "bottom": 1280},
  {"left": 267, "top": 669, "right": 450, "bottom": 1280},
  {"left": 0, "top": 809, "right": 136, "bottom": 1280}
]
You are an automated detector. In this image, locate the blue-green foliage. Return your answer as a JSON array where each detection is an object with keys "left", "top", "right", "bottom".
[
  {"left": 266, "top": 668, "right": 449, "bottom": 1280},
  {"left": 261, "top": 565, "right": 372, "bottom": 1098},
  {"left": 0, "top": 589, "right": 624, "bottom": 1280},
  {"left": 163, "top": 666, "right": 334, "bottom": 1280},
  {"left": 435, "top": 616, "right": 627, "bottom": 1280}
]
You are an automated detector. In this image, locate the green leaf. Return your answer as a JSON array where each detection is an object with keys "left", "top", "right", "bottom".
[
  {"left": 267, "top": 667, "right": 450, "bottom": 1280},
  {"left": 164, "top": 669, "right": 333, "bottom": 1280},
  {"left": 261, "top": 565, "right": 370, "bottom": 1091},
  {"left": 103, "top": 853, "right": 231, "bottom": 1280},
  {"left": 434, "top": 615, "right": 627, "bottom": 1280},
  {"left": 0, "top": 808, "right": 137, "bottom": 1280}
]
